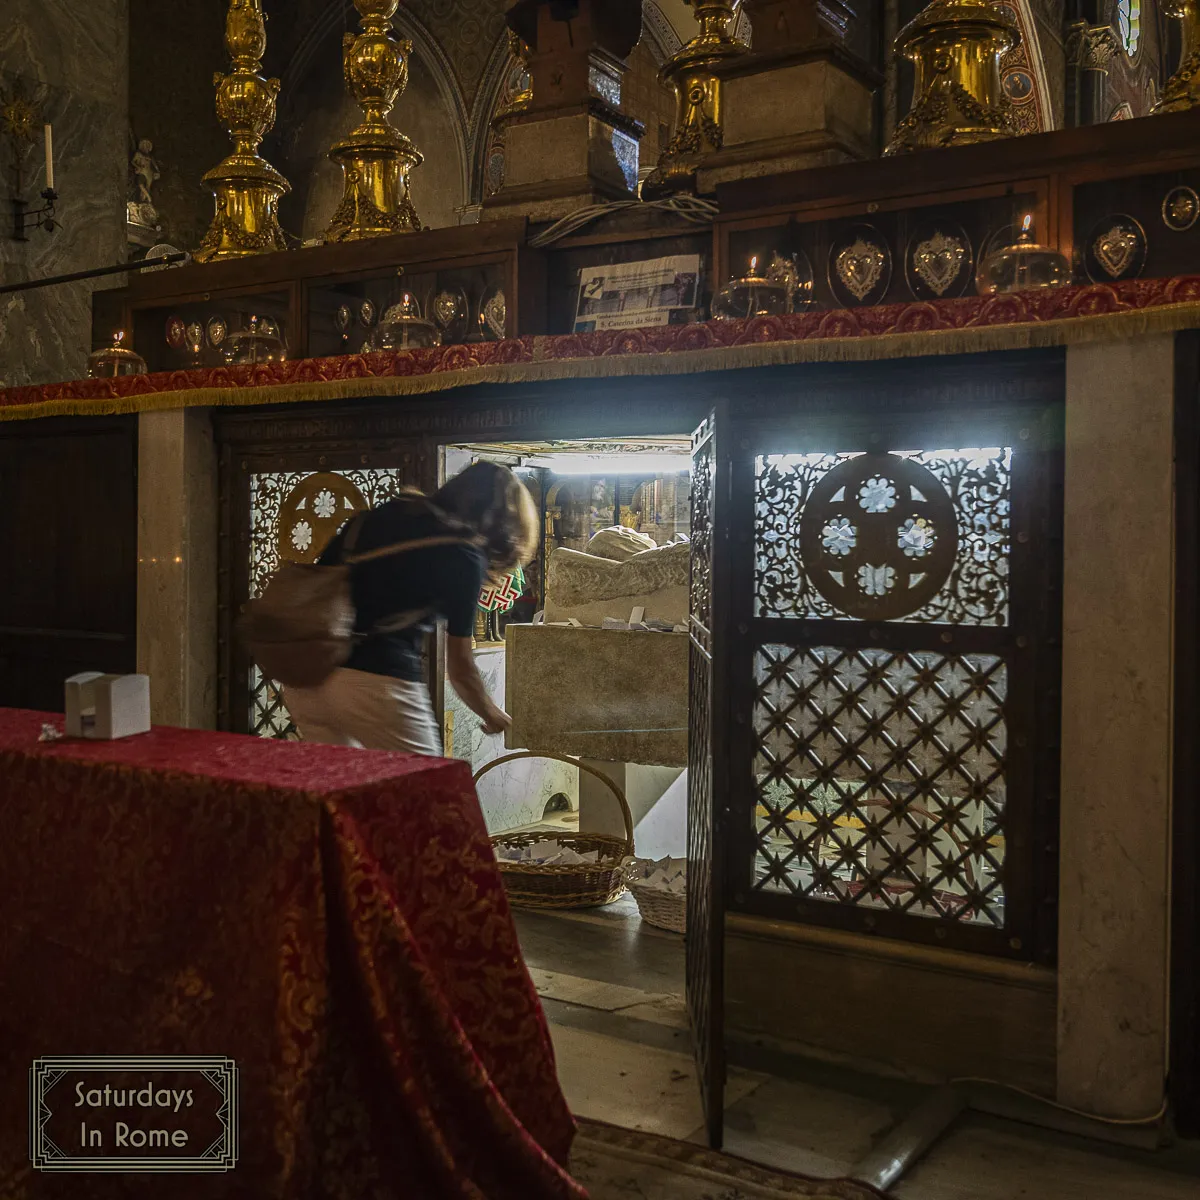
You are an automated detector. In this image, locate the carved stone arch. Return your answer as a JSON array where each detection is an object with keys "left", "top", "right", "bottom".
[
  {"left": 466, "top": 31, "right": 525, "bottom": 206},
  {"left": 643, "top": 1, "right": 685, "bottom": 62},
  {"left": 734, "top": 7, "right": 753, "bottom": 45},
  {"left": 642, "top": 1, "right": 751, "bottom": 59}
]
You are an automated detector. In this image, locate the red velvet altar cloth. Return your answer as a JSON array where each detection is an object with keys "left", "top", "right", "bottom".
[
  {"left": 4, "top": 274, "right": 1200, "bottom": 418},
  {"left": 0, "top": 709, "right": 585, "bottom": 1200}
]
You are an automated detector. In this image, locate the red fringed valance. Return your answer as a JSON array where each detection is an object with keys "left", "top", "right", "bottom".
[{"left": 4, "top": 275, "right": 1200, "bottom": 421}]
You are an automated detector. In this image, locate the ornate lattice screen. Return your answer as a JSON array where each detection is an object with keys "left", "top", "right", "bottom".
[
  {"left": 247, "top": 468, "right": 408, "bottom": 738},
  {"left": 754, "top": 643, "right": 1007, "bottom": 926},
  {"left": 755, "top": 450, "right": 1010, "bottom": 626},
  {"left": 736, "top": 441, "right": 1055, "bottom": 958}
]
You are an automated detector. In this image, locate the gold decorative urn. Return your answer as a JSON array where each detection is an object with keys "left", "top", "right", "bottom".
[
  {"left": 643, "top": 0, "right": 747, "bottom": 199},
  {"left": 195, "top": 0, "right": 290, "bottom": 264},
  {"left": 325, "top": 0, "right": 423, "bottom": 242},
  {"left": 885, "top": 0, "right": 1020, "bottom": 156},
  {"left": 1153, "top": 0, "right": 1200, "bottom": 112}
]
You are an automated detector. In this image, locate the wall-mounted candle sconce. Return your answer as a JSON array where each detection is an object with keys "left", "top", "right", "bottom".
[{"left": 2, "top": 81, "right": 58, "bottom": 241}]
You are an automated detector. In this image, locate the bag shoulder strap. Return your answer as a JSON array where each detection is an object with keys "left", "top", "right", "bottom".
[
  {"left": 344, "top": 533, "right": 484, "bottom": 567},
  {"left": 339, "top": 510, "right": 370, "bottom": 559},
  {"left": 334, "top": 504, "right": 483, "bottom": 568}
]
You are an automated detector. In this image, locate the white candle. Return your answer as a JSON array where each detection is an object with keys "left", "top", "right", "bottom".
[{"left": 44, "top": 124, "right": 54, "bottom": 192}]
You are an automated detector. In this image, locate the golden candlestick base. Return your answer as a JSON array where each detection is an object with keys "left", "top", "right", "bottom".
[
  {"left": 1153, "top": 0, "right": 1200, "bottom": 113},
  {"left": 195, "top": 0, "right": 290, "bottom": 264},
  {"left": 885, "top": 0, "right": 1020, "bottom": 156},
  {"left": 325, "top": 0, "right": 423, "bottom": 242},
  {"left": 643, "top": 0, "right": 746, "bottom": 200}
]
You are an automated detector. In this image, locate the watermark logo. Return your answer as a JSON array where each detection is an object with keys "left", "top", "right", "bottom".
[{"left": 30, "top": 1057, "right": 238, "bottom": 1172}]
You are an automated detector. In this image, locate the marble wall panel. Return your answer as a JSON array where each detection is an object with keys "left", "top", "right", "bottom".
[
  {"left": 1058, "top": 336, "right": 1174, "bottom": 1118},
  {"left": 447, "top": 644, "right": 578, "bottom": 834},
  {"left": 136, "top": 408, "right": 218, "bottom": 729},
  {"left": 0, "top": 0, "right": 128, "bottom": 387}
]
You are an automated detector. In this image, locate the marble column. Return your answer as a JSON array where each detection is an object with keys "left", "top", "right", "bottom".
[
  {"left": 136, "top": 409, "right": 218, "bottom": 729},
  {"left": 1057, "top": 335, "right": 1175, "bottom": 1118},
  {"left": 0, "top": 1, "right": 129, "bottom": 387}
]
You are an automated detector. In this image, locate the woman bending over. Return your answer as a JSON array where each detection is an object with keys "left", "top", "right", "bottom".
[{"left": 286, "top": 461, "right": 537, "bottom": 754}]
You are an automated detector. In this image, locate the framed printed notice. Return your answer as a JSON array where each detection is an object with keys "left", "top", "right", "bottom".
[{"left": 574, "top": 255, "right": 702, "bottom": 333}]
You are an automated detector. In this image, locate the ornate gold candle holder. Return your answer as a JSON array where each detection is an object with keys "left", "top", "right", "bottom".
[
  {"left": 643, "top": 0, "right": 746, "bottom": 199},
  {"left": 195, "top": 0, "right": 290, "bottom": 264},
  {"left": 87, "top": 332, "right": 147, "bottom": 378},
  {"left": 1153, "top": 0, "right": 1200, "bottom": 113},
  {"left": 976, "top": 215, "right": 1070, "bottom": 293},
  {"left": 370, "top": 293, "right": 440, "bottom": 350},
  {"left": 325, "top": 0, "right": 423, "bottom": 242},
  {"left": 712, "top": 255, "right": 808, "bottom": 318},
  {"left": 885, "top": 0, "right": 1020, "bottom": 156}
]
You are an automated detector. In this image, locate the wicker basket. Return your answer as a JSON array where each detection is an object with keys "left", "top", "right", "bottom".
[
  {"left": 627, "top": 880, "right": 686, "bottom": 934},
  {"left": 479, "top": 752, "right": 634, "bottom": 910}
]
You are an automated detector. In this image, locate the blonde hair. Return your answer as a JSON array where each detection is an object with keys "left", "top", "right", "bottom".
[{"left": 433, "top": 461, "right": 539, "bottom": 582}]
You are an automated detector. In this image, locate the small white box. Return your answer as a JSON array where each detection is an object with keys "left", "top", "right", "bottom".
[
  {"left": 64, "top": 673, "right": 151, "bottom": 740},
  {"left": 64, "top": 672, "right": 105, "bottom": 737}
]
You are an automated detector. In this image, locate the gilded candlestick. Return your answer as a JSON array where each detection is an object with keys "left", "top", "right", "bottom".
[
  {"left": 325, "top": 0, "right": 423, "bottom": 242},
  {"left": 885, "top": 0, "right": 1020, "bottom": 156},
  {"left": 643, "top": 0, "right": 746, "bottom": 200},
  {"left": 194, "top": 0, "right": 290, "bottom": 264},
  {"left": 1153, "top": 0, "right": 1200, "bottom": 113}
]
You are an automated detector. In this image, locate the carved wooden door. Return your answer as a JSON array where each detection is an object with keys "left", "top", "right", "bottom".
[
  {"left": 726, "top": 393, "right": 1063, "bottom": 964},
  {"left": 687, "top": 408, "right": 728, "bottom": 1149}
]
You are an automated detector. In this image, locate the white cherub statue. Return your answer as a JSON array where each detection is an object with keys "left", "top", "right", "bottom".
[{"left": 131, "top": 138, "right": 160, "bottom": 206}]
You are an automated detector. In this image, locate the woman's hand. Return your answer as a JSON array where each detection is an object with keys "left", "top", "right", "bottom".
[
  {"left": 480, "top": 707, "right": 512, "bottom": 737},
  {"left": 447, "top": 636, "right": 513, "bottom": 738}
]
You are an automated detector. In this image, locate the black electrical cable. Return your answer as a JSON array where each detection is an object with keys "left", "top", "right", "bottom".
[{"left": 0, "top": 253, "right": 189, "bottom": 296}]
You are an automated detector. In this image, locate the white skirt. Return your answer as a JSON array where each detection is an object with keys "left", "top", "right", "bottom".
[{"left": 285, "top": 668, "right": 442, "bottom": 756}]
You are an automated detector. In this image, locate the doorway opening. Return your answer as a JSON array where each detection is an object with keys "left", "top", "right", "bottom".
[{"left": 440, "top": 436, "right": 696, "bottom": 1114}]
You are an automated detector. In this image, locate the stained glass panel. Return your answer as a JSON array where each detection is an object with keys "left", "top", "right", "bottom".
[
  {"left": 752, "top": 644, "right": 1008, "bottom": 927},
  {"left": 755, "top": 449, "right": 1011, "bottom": 625}
]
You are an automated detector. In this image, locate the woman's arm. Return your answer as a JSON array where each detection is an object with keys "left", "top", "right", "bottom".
[{"left": 446, "top": 635, "right": 511, "bottom": 736}]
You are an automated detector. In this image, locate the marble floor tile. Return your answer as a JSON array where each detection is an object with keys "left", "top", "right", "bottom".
[
  {"left": 514, "top": 905, "right": 685, "bottom": 998},
  {"left": 714, "top": 1075, "right": 900, "bottom": 1181},
  {"left": 550, "top": 1024, "right": 766, "bottom": 1141},
  {"left": 525, "top": 907, "right": 1200, "bottom": 1199},
  {"left": 530, "top": 967, "right": 678, "bottom": 1014},
  {"left": 894, "top": 1117, "right": 1200, "bottom": 1200}
]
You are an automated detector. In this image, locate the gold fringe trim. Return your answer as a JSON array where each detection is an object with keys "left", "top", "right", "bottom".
[{"left": 4, "top": 302, "right": 1199, "bottom": 422}]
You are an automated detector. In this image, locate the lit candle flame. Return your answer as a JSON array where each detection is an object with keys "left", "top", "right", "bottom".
[
  {"left": 1021, "top": 214, "right": 1033, "bottom": 234},
  {"left": 750, "top": 256, "right": 758, "bottom": 273},
  {"left": 113, "top": 330, "right": 124, "bottom": 345}
]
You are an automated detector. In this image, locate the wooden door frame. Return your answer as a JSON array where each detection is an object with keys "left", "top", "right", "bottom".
[
  {"left": 1172, "top": 330, "right": 1200, "bottom": 1136},
  {"left": 213, "top": 377, "right": 715, "bottom": 732},
  {"left": 687, "top": 407, "right": 731, "bottom": 1149}
]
